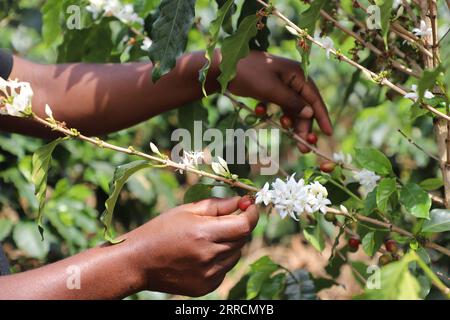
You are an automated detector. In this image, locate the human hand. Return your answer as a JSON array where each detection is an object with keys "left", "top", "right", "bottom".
[
  {"left": 125, "top": 197, "right": 259, "bottom": 297},
  {"left": 228, "top": 50, "right": 332, "bottom": 153}
]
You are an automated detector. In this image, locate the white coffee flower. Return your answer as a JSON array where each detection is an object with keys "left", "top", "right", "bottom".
[
  {"left": 0, "top": 79, "right": 33, "bottom": 117},
  {"left": 141, "top": 37, "right": 153, "bottom": 51},
  {"left": 45, "top": 104, "right": 53, "bottom": 119},
  {"left": 212, "top": 156, "right": 231, "bottom": 177},
  {"left": 149, "top": 142, "right": 162, "bottom": 156},
  {"left": 87, "top": 0, "right": 143, "bottom": 25},
  {"left": 176, "top": 151, "right": 204, "bottom": 174},
  {"left": 340, "top": 205, "right": 349, "bottom": 214},
  {"left": 354, "top": 169, "right": 380, "bottom": 193},
  {"left": 116, "top": 4, "right": 144, "bottom": 25},
  {"left": 86, "top": 0, "right": 107, "bottom": 19},
  {"left": 333, "top": 152, "right": 352, "bottom": 164},
  {"left": 256, "top": 174, "right": 331, "bottom": 220},
  {"left": 255, "top": 182, "right": 272, "bottom": 206},
  {"left": 412, "top": 20, "right": 432, "bottom": 38},
  {"left": 285, "top": 25, "right": 299, "bottom": 36},
  {"left": 321, "top": 37, "right": 334, "bottom": 59},
  {"left": 404, "top": 84, "right": 434, "bottom": 102},
  {"left": 392, "top": 0, "right": 402, "bottom": 10},
  {"left": 12, "top": 26, "right": 34, "bottom": 53}
]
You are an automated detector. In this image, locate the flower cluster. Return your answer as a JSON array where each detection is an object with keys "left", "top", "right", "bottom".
[
  {"left": 86, "top": 0, "right": 144, "bottom": 25},
  {"left": 256, "top": 175, "right": 331, "bottom": 220},
  {"left": 177, "top": 151, "right": 205, "bottom": 174},
  {"left": 0, "top": 78, "right": 33, "bottom": 117}
]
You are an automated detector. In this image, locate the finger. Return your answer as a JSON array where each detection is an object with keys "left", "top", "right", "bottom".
[
  {"left": 185, "top": 197, "right": 240, "bottom": 217},
  {"left": 295, "top": 106, "right": 314, "bottom": 153},
  {"left": 265, "top": 76, "right": 309, "bottom": 116},
  {"left": 209, "top": 205, "right": 259, "bottom": 242},
  {"left": 207, "top": 250, "right": 242, "bottom": 279},
  {"left": 215, "top": 238, "right": 247, "bottom": 253},
  {"left": 278, "top": 62, "right": 332, "bottom": 136},
  {"left": 296, "top": 118, "right": 312, "bottom": 154},
  {"left": 300, "top": 79, "right": 333, "bottom": 135}
]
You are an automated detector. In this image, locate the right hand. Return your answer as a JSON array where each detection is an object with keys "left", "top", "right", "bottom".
[{"left": 125, "top": 197, "right": 259, "bottom": 297}]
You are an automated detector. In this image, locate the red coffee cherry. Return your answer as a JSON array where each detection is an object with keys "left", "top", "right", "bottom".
[
  {"left": 238, "top": 195, "right": 254, "bottom": 211},
  {"left": 254, "top": 103, "right": 267, "bottom": 118},
  {"left": 320, "top": 162, "right": 336, "bottom": 173},
  {"left": 385, "top": 240, "right": 398, "bottom": 254},
  {"left": 280, "top": 115, "right": 294, "bottom": 129},
  {"left": 306, "top": 133, "right": 318, "bottom": 145},
  {"left": 348, "top": 237, "right": 360, "bottom": 252}
]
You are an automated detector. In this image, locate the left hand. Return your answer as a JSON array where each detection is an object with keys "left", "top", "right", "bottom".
[{"left": 228, "top": 50, "right": 333, "bottom": 153}]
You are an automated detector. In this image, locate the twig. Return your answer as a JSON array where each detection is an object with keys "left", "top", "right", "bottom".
[
  {"left": 225, "top": 93, "right": 445, "bottom": 205},
  {"left": 329, "top": 207, "right": 450, "bottom": 257},
  {"left": 335, "top": 247, "right": 367, "bottom": 285},
  {"left": 31, "top": 114, "right": 259, "bottom": 194},
  {"left": 29, "top": 112, "right": 450, "bottom": 258},
  {"left": 319, "top": 10, "right": 420, "bottom": 78},
  {"left": 397, "top": 129, "right": 440, "bottom": 161},
  {"left": 357, "top": 0, "right": 433, "bottom": 58}
]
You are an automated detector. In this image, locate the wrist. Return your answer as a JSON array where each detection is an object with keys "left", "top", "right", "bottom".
[
  {"left": 182, "top": 50, "right": 222, "bottom": 95},
  {"left": 108, "top": 236, "right": 148, "bottom": 294}
]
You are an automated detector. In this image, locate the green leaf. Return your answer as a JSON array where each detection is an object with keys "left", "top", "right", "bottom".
[
  {"left": 42, "top": 0, "right": 63, "bottom": 45},
  {"left": 13, "top": 222, "right": 50, "bottom": 260},
  {"left": 400, "top": 183, "right": 431, "bottom": 219},
  {"left": 303, "top": 225, "right": 325, "bottom": 252},
  {"left": 418, "top": 65, "right": 443, "bottom": 100},
  {"left": 376, "top": 178, "right": 397, "bottom": 212},
  {"left": 183, "top": 184, "right": 213, "bottom": 203},
  {"left": 419, "top": 178, "right": 444, "bottom": 191},
  {"left": 284, "top": 269, "right": 317, "bottom": 300},
  {"left": 422, "top": 209, "right": 450, "bottom": 233},
  {"left": 57, "top": 21, "right": 113, "bottom": 63},
  {"left": 296, "top": 0, "right": 326, "bottom": 75},
  {"left": 148, "top": 0, "right": 196, "bottom": 82},
  {"left": 101, "top": 161, "right": 153, "bottom": 242},
  {"left": 357, "top": 253, "right": 421, "bottom": 299},
  {"left": 199, "top": 0, "right": 235, "bottom": 96},
  {"left": 237, "top": 0, "right": 270, "bottom": 51},
  {"left": 228, "top": 274, "right": 250, "bottom": 299},
  {"left": 259, "top": 273, "right": 286, "bottom": 299},
  {"left": 31, "top": 138, "right": 64, "bottom": 239},
  {"left": 364, "top": 189, "right": 378, "bottom": 215},
  {"left": 355, "top": 147, "right": 393, "bottom": 176},
  {"left": 362, "top": 231, "right": 385, "bottom": 257},
  {"left": 218, "top": 15, "right": 258, "bottom": 92},
  {"left": 376, "top": 0, "right": 394, "bottom": 48},
  {"left": 0, "top": 218, "right": 13, "bottom": 241},
  {"left": 246, "top": 256, "right": 280, "bottom": 300},
  {"left": 177, "top": 102, "right": 208, "bottom": 148},
  {"left": 298, "top": 0, "right": 326, "bottom": 34}
]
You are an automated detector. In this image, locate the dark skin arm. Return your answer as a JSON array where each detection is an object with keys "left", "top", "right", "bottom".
[
  {"left": 0, "top": 197, "right": 259, "bottom": 299},
  {"left": 0, "top": 50, "right": 332, "bottom": 152}
]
